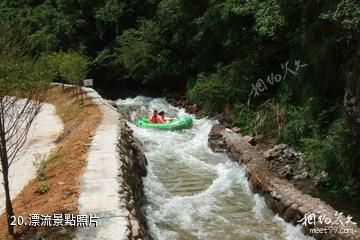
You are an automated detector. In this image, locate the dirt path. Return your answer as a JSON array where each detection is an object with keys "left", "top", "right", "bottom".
[{"left": 0, "top": 103, "right": 63, "bottom": 214}]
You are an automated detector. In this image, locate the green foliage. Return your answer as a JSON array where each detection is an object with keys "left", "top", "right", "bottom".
[
  {"left": 1, "top": 0, "right": 359, "bottom": 194},
  {"left": 301, "top": 118, "right": 359, "bottom": 182},
  {"left": 320, "top": 0, "right": 360, "bottom": 32},
  {"left": 188, "top": 62, "right": 255, "bottom": 114},
  {"left": 222, "top": 0, "right": 285, "bottom": 37},
  {"left": 250, "top": 100, "right": 286, "bottom": 137},
  {"left": 232, "top": 100, "right": 286, "bottom": 137},
  {"left": 0, "top": 24, "right": 53, "bottom": 94},
  {"left": 279, "top": 99, "right": 319, "bottom": 146},
  {"left": 116, "top": 23, "right": 161, "bottom": 83},
  {"left": 59, "top": 52, "right": 89, "bottom": 86},
  {"left": 33, "top": 154, "right": 48, "bottom": 181},
  {"left": 188, "top": 67, "right": 237, "bottom": 114},
  {"left": 95, "top": 0, "right": 126, "bottom": 37},
  {"left": 232, "top": 103, "right": 254, "bottom": 134},
  {"left": 37, "top": 185, "right": 49, "bottom": 194},
  {"left": 44, "top": 51, "right": 89, "bottom": 86}
]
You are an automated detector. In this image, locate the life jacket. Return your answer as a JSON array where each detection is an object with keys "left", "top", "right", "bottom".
[{"left": 148, "top": 114, "right": 158, "bottom": 123}]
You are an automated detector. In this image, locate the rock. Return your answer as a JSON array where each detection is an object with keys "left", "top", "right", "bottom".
[
  {"left": 283, "top": 148, "right": 295, "bottom": 159},
  {"left": 272, "top": 151, "right": 282, "bottom": 158},
  {"left": 254, "top": 134, "right": 265, "bottom": 141},
  {"left": 298, "top": 206, "right": 309, "bottom": 215},
  {"left": 279, "top": 165, "right": 293, "bottom": 179},
  {"left": 241, "top": 154, "right": 253, "bottom": 164},
  {"left": 232, "top": 127, "right": 241, "bottom": 133},
  {"left": 283, "top": 204, "right": 300, "bottom": 222},
  {"left": 209, "top": 124, "right": 225, "bottom": 138},
  {"left": 225, "top": 128, "right": 233, "bottom": 133},
  {"left": 130, "top": 219, "right": 141, "bottom": 238},
  {"left": 293, "top": 172, "right": 310, "bottom": 180},
  {"left": 262, "top": 143, "right": 309, "bottom": 180},
  {"left": 214, "top": 147, "right": 226, "bottom": 153},
  {"left": 243, "top": 135, "right": 256, "bottom": 146},
  {"left": 249, "top": 173, "right": 261, "bottom": 194},
  {"left": 265, "top": 193, "right": 278, "bottom": 212},
  {"left": 263, "top": 149, "right": 273, "bottom": 159}
]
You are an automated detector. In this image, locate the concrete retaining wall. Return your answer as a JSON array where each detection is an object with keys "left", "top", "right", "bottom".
[
  {"left": 117, "top": 119, "right": 149, "bottom": 240},
  {"left": 208, "top": 124, "right": 359, "bottom": 240}
]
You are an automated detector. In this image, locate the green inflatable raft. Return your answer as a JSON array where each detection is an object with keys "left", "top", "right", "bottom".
[{"left": 136, "top": 117, "right": 193, "bottom": 130}]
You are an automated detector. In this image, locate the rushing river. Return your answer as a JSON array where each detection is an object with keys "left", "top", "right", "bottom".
[{"left": 116, "top": 96, "right": 312, "bottom": 240}]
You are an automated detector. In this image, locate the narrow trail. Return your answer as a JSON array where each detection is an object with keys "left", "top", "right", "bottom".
[{"left": 116, "top": 96, "right": 313, "bottom": 240}]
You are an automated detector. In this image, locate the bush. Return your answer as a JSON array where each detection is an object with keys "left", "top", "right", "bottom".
[
  {"left": 279, "top": 99, "right": 319, "bottom": 146},
  {"left": 188, "top": 63, "right": 252, "bottom": 114},
  {"left": 188, "top": 72, "right": 234, "bottom": 114},
  {"left": 232, "top": 100, "right": 286, "bottom": 137},
  {"left": 301, "top": 118, "right": 360, "bottom": 194},
  {"left": 232, "top": 103, "right": 254, "bottom": 134},
  {"left": 37, "top": 185, "right": 49, "bottom": 194},
  {"left": 251, "top": 100, "right": 286, "bottom": 137}
]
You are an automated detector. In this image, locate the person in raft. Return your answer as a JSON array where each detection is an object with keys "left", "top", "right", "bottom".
[
  {"left": 148, "top": 110, "right": 158, "bottom": 123},
  {"left": 157, "top": 111, "right": 172, "bottom": 123}
]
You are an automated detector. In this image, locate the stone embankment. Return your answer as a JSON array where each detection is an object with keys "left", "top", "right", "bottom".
[
  {"left": 208, "top": 124, "right": 360, "bottom": 240},
  {"left": 75, "top": 87, "right": 148, "bottom": 240},
  {"left": 117, "top": 119, "right": 149, "bottom": 240}
]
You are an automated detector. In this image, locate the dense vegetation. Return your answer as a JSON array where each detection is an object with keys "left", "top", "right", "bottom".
[{"left": 0, "top": 0, "right": 359, "bottom": 195}]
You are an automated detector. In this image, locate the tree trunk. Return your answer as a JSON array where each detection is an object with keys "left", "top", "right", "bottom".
[
  {"left": 75, "top": 86, "right": 78, "bottom": 100},
  {"left": 80, "top": 86, "right": 84, "bottom": 104},
  {"left": 1, "top": 165, "right": 14, "bottom": 235},
  {"left": 0, "top": 117, "right": 14, "bottom": 235}
]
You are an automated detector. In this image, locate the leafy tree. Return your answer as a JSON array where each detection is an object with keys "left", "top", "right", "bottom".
[
  {"left": 45, "top": 51, "right": 90, "bottom": 101},
  {"left": 57, "top": 52, "right": 89, "bottom": 87}
]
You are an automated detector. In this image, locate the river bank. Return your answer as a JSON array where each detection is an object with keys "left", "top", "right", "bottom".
[
  {"left": 75, "top": 86, "right": 149, "bottom": 240},
  {"left": 208, "top": 124, "right": 360, "bottom": 240},
  {"left": 166, "top": 94, "right": 360, "bottom": 221}
]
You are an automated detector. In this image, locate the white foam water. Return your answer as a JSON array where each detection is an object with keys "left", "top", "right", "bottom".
[{"left": 116, "top": 97, "right": 313, "bottom": 240}]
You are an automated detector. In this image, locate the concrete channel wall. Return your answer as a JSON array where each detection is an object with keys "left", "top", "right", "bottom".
[
  {"left": 208, "top": 124, "right": 360, "bottom": 240},
  {"left": 65, "top": 85, "right": 149, "bottom": 240}
]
